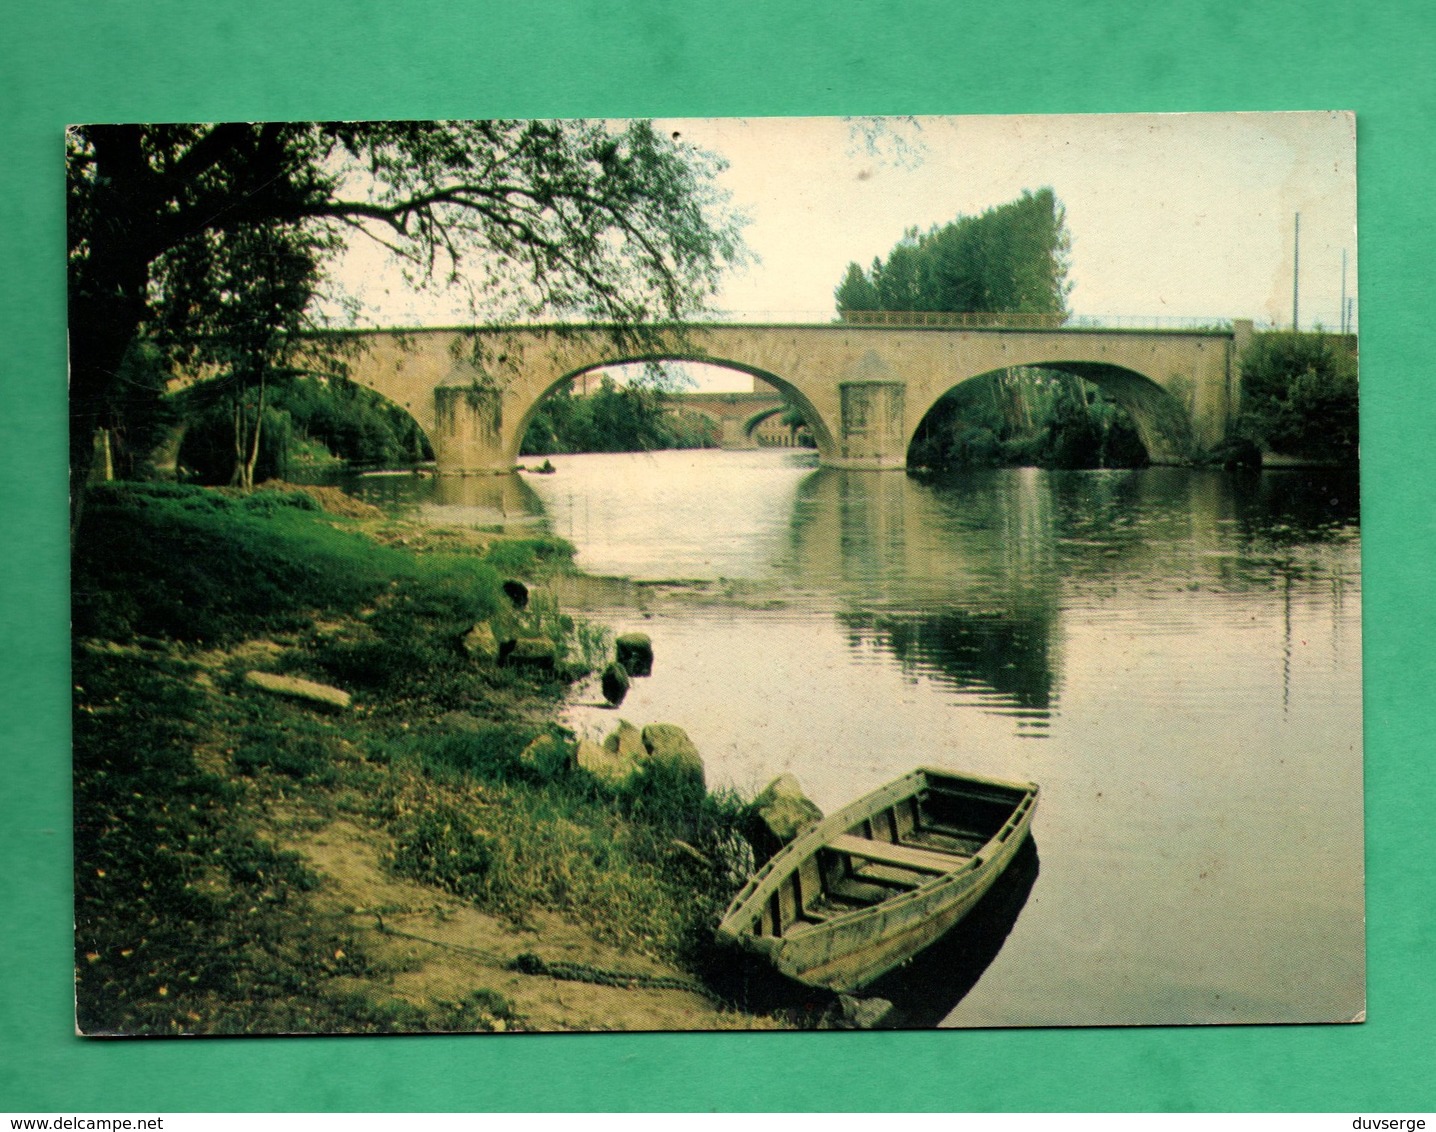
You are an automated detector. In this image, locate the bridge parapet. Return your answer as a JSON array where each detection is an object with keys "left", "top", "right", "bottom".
[{"left": 836, "top": 310, "right": 1241, "bottom": 332}]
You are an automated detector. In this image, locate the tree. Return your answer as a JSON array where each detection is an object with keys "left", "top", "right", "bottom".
[
  {"left": 832, "top": 189, "right": 1087, "bottom": 470},
  {"left": 832, "top": 188, "right": 1071, "bottom": 317},
  {"left": 518, "top": 375, "right": 719, "bottom": 456},
  {"left": 66, "top": 121, "right": 747, "bottom": 524},
  {"left": 1238, "top": 332, "right": 1358, "bottom": 464},
  {"left": 834, "top": 261, "right": 880, "bottom": 315},
  {"left": 152, "top": 220, "right": 330, "bottom": 488}
]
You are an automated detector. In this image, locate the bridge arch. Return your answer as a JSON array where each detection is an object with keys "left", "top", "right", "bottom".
[
  {"left": 505, "top": 354, "right": 837, "bottom": 467},
  {"left": 906, "top": 360, "right": 1197, "bottom": 467},
  {"left": 155, "top": 375, "right": 437, "bottom": 481},
  {"left": 742, "top": 404, "right": 815, "bottom": 447},
  {"left": 743, "top": 405, "right": 787, "bottom": 441}
]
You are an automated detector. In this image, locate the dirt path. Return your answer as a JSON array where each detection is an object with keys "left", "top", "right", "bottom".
[{"left": 280, "top": 811, "right": 777, "bottom": 1032}]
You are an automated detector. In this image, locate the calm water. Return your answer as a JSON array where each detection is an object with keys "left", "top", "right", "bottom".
[{"left": 339, "top": 450, "right": 1364, "bottom": 1027}]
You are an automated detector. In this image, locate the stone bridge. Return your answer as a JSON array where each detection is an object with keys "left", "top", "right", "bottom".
[
  {"left": 669, "top": 390, "right": 791, "bottom": 447},
  {"left": 318, "top": 321, "right": 1251, "bottom": 473}
]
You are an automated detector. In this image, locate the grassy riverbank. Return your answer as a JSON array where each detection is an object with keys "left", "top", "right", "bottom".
[{"left": 71, "top": 481, "right": 783, "bottom": 1034}]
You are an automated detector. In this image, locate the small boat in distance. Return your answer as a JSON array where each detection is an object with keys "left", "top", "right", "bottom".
[{"left": 716, "top": 767, "right": 1039, "bottom": 993}]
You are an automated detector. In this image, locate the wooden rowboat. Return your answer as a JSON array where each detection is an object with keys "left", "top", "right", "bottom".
[{"left": 716, "top": 767, "right": 1039, "bottom": 993}]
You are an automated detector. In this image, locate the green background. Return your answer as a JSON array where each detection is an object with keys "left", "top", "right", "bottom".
[{"left": 2, "top": 0, "right": 1431, "bottom": 1112}]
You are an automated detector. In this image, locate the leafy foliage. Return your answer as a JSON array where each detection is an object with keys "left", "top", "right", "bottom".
[
  {"left": 155, "top": 221, "right": 331, "bottom": 487},
  {"left": 176, "top": 397, "right": 296, "bottom": 485},
  {"left": 834, "top": 188, "right": 1071, "bottom": 316},
  {"left": 833, "top": 261, "right": 881, "bottom": 314},
  {"left": 908, "top": 369, "right": 1148, "bottom": 470},
  {"left": 832, "top": 190, "right": 1120, "bottom": 471},
  {"left": 67, "top": 121, "right": 748, "bottom": 517},
  {"left": 174, "top": 375, "right": 434, "bottom": 483},
  {"left": 274, "top": 376, "right": 432, "bottom": 467},
  {"left": 520, "top": 376, "right": 719, "bottom": 455},
  {"left": 1238, "top": 331, "right": 1359, "bottom": 463},
  {"left": 105, "top": 340, "right": 182, "bottom": 479}
]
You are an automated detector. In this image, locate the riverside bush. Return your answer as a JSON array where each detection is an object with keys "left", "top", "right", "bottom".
[
  {"left": 385, "top": 777, "right": 703, "bottom": 956},
  {"left": 519, "top": 377, "right": 719, "bottom": 456},
  {"left": 907, "top": 370, "right": 1148, "bottom": 471},
  {"left": 175, "top": 376, "right": 433, "bottom": 485},
  {"left": 1238, "top": 331, "right": 1358, "bottom": 463},
  {"left": 376, "top": 727, "right": 753, "bottom": 961}
]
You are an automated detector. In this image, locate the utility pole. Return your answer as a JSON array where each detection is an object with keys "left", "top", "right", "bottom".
[
  {"left": 1292, "top": 213, "right": 1301, "bottom": 331},
  {"left": 1340, "top": 247, "right": 1347, "bottom": 334}
]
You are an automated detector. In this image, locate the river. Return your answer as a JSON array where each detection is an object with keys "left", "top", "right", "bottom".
[{"left": 337, "top": 449, "right": 1364, "bottom": 1028}]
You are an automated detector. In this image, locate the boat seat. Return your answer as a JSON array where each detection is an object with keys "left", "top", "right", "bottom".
[
  {"left": 827, "top": 833, "right": 959, "bottom": 874},
  {"left": 905, "top": 827, "right": 985, "bottom": 855}
]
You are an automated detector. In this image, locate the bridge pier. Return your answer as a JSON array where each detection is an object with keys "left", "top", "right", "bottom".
[
  {"left": 825, "top": 380, "right": 908, "bottom": 470},
  {"left": 719, "top": 418, "right": 757, "bottom": 449},
  {"left": 432, "top": 384, "right": 510, "bottom": 474}
]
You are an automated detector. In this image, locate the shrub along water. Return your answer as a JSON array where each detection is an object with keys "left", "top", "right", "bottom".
[
  {"left": 1237, "top": 331, "right": 1358, "bottom": 465},
  {"left": 175, "top": 376, "right": 434, "bottom": 485},
  {"left": 519, "top": 376, "right": 718, "bottom": 456}
]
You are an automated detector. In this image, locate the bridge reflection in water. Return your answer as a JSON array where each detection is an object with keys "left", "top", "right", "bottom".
[
  {"left": 776, "top": 461, "right": 1361, "bottom": 732},
  {"left": 782, "top": 465, "right": 1064, "bottom": 729},
  {"left": 344, "top": 456, "right": 1361, "bottom": 752}
]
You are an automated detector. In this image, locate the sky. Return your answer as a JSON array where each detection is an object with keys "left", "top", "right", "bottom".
[
  {"left": 334, "top": 112, "right": 1357, "bottom": 390},
  {"left": 670, "top": 112, "right": 1356, "bottom": 328}
]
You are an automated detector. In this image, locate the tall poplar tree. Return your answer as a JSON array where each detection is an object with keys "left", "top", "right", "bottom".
[{"left": 832, "top": 188, "right": 1071, "bottom": 317}]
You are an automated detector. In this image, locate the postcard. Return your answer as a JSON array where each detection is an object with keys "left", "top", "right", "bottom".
[{"left": 69, "top": 112, "right": 1361, "bottom": 1034}]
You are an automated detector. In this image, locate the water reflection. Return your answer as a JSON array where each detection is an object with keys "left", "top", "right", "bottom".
[
  {"left": 784, "top": 465, "right": 1059, "bottom": 612},
  {"left": 778, "top": 465, "right": 1358, "bottom": 732},
  {"left": 841, "top": 609, "right": 1056, "bottom": 718},
  {"left": 338, "top": 468, "right": 547, "bottom": 528},
  {"left": 1230, "top": 466, "right": 1361, "bottom": 540},
  {"left": 868, "top": 837, "right": 1041, "bottom": 1028},
  {"left": 321, "top": 452, "right": 1364, "bottom": 1026}
]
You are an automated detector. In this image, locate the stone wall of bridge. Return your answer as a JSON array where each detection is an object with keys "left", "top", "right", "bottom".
[{"left": 320, "top": 321, "right": 1246, "bottom": 474}]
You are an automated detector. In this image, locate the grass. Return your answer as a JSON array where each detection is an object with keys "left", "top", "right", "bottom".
[
  {"left": 73, "top": 484, "right": 403, "bottom": 644},
  {"left": 72, "top": 482, "right": 578, "bottom": 647},
  {"left": 376, "top": 745, "right": 753, "bottom": 960},
  {"left": 71, "top": 481, "right": 759, "bottom": 1034},
  {"left": 72, "top": 646, "right": 367, "bottom": 1035}
]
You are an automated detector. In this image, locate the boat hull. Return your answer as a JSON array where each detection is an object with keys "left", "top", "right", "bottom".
[{"left": 717, "top": 768, "right": 1038, "bottom": 993}]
